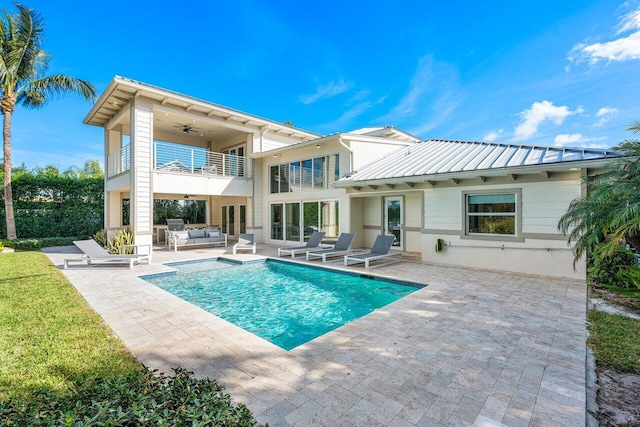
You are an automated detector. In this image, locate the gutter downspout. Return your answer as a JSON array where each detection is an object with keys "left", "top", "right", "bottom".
[{"left": 337, "top": 135, "right": 354, "bottom": 175}]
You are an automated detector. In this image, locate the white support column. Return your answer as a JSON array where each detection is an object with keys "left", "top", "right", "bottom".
[
  {"left": 104, "top": 128, "right": 122, "bottom": 232},
  {"left": 129, "top": 99, "right": 154, "bottom": 251}
]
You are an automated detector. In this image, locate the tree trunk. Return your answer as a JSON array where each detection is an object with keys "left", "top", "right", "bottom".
[{"left": 3, "top": 108, "right": 16, "bottom": 240}]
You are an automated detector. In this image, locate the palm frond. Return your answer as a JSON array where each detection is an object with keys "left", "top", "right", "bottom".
[
  {"left": 628, "top": 120, "right": 640, "bottom": 135},
  {"left": 11, "top": 5, "right": 46, "bottom": 84},
  {"left": 18, "top": 75, "right": 95, "bottom": 107}
]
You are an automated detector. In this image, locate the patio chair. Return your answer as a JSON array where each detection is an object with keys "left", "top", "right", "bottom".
[
  {"left": 306, "top": 233, "right": 356, "bottom": 262},
  {"left": 64, "top": 239, "right": 150, "bottom": 269},
  {"left": 343, "top": 235, "right": 402, "bottom": 268},
  {"left": 156, "top": 160, "right": 190, "bottom": 172},
  {"left": 233, "top": 233, "right": 256, "bottom": 254},
  {"left": 277, "top": 231, "right": 326, "bottom": 258}
]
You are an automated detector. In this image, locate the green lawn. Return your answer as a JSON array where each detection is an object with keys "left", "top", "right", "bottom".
[
  {"left": 0, "top": 252, "right": 140, "bottom": 401},
  {"left": 588, "top": 310, "right": 640, "bottom": 374},
  {"left": 602, "top": 284, "right": 640, "bottom": 299}
]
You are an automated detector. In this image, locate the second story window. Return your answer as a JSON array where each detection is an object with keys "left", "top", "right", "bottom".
[{"left": 270, "top": 154, "right": 339, "bottom": 194}]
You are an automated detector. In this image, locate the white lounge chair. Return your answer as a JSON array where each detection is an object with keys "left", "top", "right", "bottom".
[
  {"left": 64, "top": 239, "right": 150, "bottom": 269},
  {"left": 306, "top": 233, "right": 356, "bottom": 262},
  {"left": 233, "top": 233, "right": 256, "bottom": 254},
  {"left": 343, "top": 235, "right": 402, "bottom": 268},
  {"left": 277, "top": 231, "right": 326, "bottom": 258}
]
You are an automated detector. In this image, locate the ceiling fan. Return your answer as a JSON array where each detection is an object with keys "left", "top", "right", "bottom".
[{"left": 174, "top": 124, "right": 199, "bottom": 134}]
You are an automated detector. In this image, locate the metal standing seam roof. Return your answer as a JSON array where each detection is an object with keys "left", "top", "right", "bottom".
[{"left": 339, "top": 139, "right": 621, "bottom": 183}]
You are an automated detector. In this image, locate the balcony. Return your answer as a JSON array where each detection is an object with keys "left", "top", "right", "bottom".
[
  {"left": 107, "top": 144, "right": 131, "bottom": 178},
  {"left": 154, "top": 142, "right": 251, "bottom": 178},
  {"left": 106, "top": 143, "right": 252, "bottom": 179}
]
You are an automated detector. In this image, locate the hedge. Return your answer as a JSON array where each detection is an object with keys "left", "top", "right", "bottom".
[{"left": 0, "top": 175, "right": 103, "bottom": 240}]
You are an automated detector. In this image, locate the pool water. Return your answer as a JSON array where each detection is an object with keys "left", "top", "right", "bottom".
[{"left": 143, "top": 259, "right": 422, "bottom": 350}]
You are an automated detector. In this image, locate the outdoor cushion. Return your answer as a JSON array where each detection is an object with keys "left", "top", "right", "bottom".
[
  {"left": 173, "top": 231, "right": 189, "bottom": 240},
  {"left": 188, "top": 229, "right": 206, "bottom": 239},
  {"left": 206, "top": 229, "right": 221, "bottom": 238}
]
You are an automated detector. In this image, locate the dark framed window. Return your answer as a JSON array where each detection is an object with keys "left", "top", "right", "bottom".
[{"left": 466, "top": 193, "right": 516, "bottom": 236}]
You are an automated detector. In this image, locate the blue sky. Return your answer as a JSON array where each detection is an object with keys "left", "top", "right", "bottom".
[{"left": 4, "top": 0, "right": 640, "bottom": 170}]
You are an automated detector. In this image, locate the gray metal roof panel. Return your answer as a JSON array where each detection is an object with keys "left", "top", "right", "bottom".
[{"left": 342, "top": 139, "right": 620, "bottom": 183}]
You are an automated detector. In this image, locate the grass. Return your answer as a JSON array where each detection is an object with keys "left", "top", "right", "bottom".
[
  {"left": 588, "top": 309, "right": 640, "bottom": 374},
  {"left": 0, "top": 251, "right": 140, "bottom": 401},
  {"left": 602, "top": 283, "right": 640, "bottom": 299}
]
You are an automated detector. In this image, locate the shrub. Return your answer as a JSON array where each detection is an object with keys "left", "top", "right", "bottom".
[
  {"left": 0, "top": 241, "right": 3, "bottom": 252},
  {"left": 1, "top": 239, "right": 41, "bottom": 251},
  {"left": 92, "top": 228, "right": 108, "bottom": 247},
  {"left": 108, "top": 227, "right": 135, "bottom": 254},
  {"left": 0, "top": 175, "right": 103, "bottom": 239},
  {"left": 0, "top": 367, "right": 262, "bottom": 426},
  {"left": 0, "top": 237, "right": 78, "bottom": 250},
  {"left": 588, "top": 243, "right": 640, "bottom": 288}
]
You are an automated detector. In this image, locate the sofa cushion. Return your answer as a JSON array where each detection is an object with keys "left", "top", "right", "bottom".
[
  {"left": 206, "top": 229, "right": 221, "bottom": 238},
  {"left": 188, "top": 229, "right": 206, "bottom": 239},
  {"left": 173, "top": 231, "right": 189, "bottom": 241},
  {"left": 191, "top": 238, "right": 211, "bottom": 244}
]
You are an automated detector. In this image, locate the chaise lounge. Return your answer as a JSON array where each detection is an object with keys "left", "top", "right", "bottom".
[
  {"left": 277, "top": 231, "right": 326, "bottom": 258},
  {"left": 343, "top": 235, "right": 402, "bottom": 268},
  {"left": 64, "top": 239, "right": 150, "bottom": 269},
  {"left": 306, "top": 232, "right": 356, "bottom": 262}
]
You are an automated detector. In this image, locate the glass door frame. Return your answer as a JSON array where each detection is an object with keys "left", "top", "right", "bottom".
[
  {"left": 221, "top": 205, "right": 236, "bottom": 239},
  {"left": 384, "top": 196, "right": 404, "bottom": 251}
]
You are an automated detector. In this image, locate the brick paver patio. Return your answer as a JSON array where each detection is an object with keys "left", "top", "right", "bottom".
[{"left": 44, "top": 244, "right": 587, "bottom": 426}]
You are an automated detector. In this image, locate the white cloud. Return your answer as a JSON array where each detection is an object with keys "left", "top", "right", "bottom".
[
  {"left": 554, "top": 133, "right": 585, "bottom": 145},
  {"left": 299, "top": 78, "right": 352, "bottom": 104},
  {"left": 568, "top": 7, "right": 640, "bottom": 65},
  {"left": 512, "top": 100, "right": 581, "bottom": 141},
  {"left": 617, "top": 8, "right": 640, "bottom": 34},
  {"left": 597, "top": 106, "right": 619, "bottom": 116},
  {"left": 593, "top": 106, "right": 619, "bottom": 127},
  {"left": 483, "top": 129, "right": 503, "bottom": 142},
  {"left": 553, "top": 133, "right": 608, "bottom": 148}
]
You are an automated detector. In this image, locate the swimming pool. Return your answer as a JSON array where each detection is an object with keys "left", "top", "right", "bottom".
[{"left": 142, "top": 259, "right": 422, "bottom": 350}]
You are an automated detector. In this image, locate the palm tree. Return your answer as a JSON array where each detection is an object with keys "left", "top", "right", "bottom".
[
  {"left": 558, "top": 121, "right": 640, "bottom": 265},
  {"left": 1, "top": 5, "right": 95, "bottom": 239}
]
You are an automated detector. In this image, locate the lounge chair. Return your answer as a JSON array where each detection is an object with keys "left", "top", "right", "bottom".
[
  {"left": 233, "top": 233, "right": 256, "bottom": 254},
  {"left": 343, "top": 235, "right": 402, "bottom": 268},
  {"left": 64, "top": 239, "right": 150, "bottom": 269},
  {"left": 306, "top": 233, "right": 356, "bottom": 262},
  {"left": 277, "top": 231, "right": 326, "bottom": 258}
]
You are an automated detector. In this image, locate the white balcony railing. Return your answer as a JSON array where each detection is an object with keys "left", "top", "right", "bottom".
[
  {"left": 106, "top": 143, "right": 252, "bottom": 179},
  {"left": 154, "top": 143, "right": 252, "bottom": 178},
  {"left": 106, "top": 144, "right": 131, "bottom": 178}
]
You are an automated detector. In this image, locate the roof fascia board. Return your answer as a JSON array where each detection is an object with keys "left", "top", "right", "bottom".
[
  {"left": 250, "top": 132, "right": 416, "bottom": 159},
  {"left": 342, "top": 133, "right": 415, "bottom": 145},
  {"left": 83, "top": 79, "right": 120, "bottom": 124},
  {"left": 250, "top": 134, "right": 340, "bottom": 158}
]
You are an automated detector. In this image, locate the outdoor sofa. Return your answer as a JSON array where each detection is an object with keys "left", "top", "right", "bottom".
[{"left": 168, "top": 228, "right": 227, "bottom": 251}]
